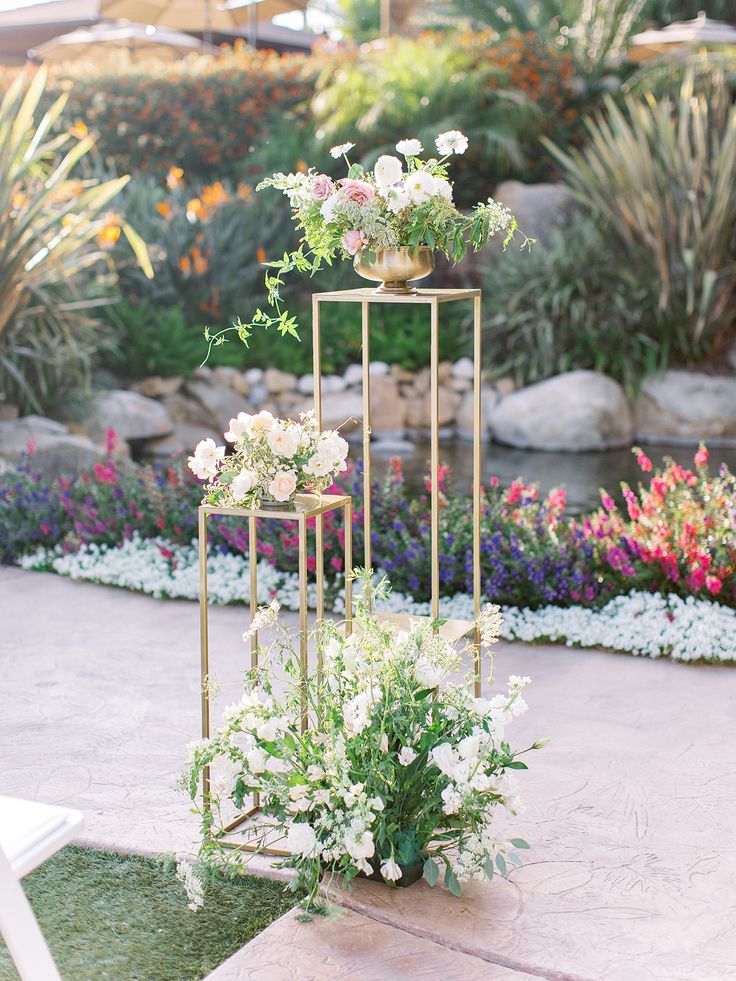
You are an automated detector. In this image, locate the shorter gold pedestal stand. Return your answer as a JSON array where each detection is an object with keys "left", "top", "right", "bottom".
[{"left": 198, "top": 492, "right": 353, "bottom": 855}]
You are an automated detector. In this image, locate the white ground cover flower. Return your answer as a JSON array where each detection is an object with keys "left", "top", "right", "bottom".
[{"left": 435, "top": 129, "right": 469, "bottom": 156}]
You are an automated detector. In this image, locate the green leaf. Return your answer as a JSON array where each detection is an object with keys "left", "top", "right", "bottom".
[
  {"left": 348, "top": 163, "right": 364, "bottom": 178},
  {"left": 510, "top": 838, "right": 530, "bottom": 849},
  {"left": 423, "top": 857, "right": 439, "bottom": 887},
  {"left": 508, "top": 851, "right": 522, "bottom": 866},
  {"left": 505, "top": 761, "right": 528, "bottom": 769},
  {"left": 483, "top": 856, "right": 494, "bottom": 880},
  {"left": 496, "top": 853, "right": 507, "bottom": 875},
  {"left": 444, "top": 867, "right": 462, "bottom": 897}
]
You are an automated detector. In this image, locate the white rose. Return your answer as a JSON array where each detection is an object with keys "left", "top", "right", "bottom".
[
  {"left": 256, "top": 717, "right": 280, "bottom": 742},
  {"left": 457, "top": 734, "right": 481, "bottom": 760},
  {"left": 231, "top": 468, "right": 256, "bottom": 502},
  {"left": 268, "top": 471, "right": 297, "bottom": 502},
  {"left": 286, "top": 822, "right": 320, "bottom": 858},
  {"left": 414, "top": 656, "right": 444, "bottom": 689},
  {"left": 374, "top": 154, "right": 403, "bottom": 188},
  {"left": 398, "top": 746, "right": 417, "bottom": 766},
  {"left": 187, "top": 438, "right": 225, "bottom": 480},
  {"left": 396, "top": 138, "right": 423, "bottom": 157},
  {"left": 380, "top": 857, "right": 402, "bottom": 881},
  {"left": 248, "top": 410, "right": 275, "bottom": 437},
  {"left": 304, "top": 448, "right": 335, "bottom": 479},
  {"left": 441, "top": 784, "right": 462, "bottom": 815},
  {"left": 431, "top": 742, "right": 457, "bottom": 778},
  {"left": 224, "top": 412, "right": 252, "bottom": 442},
  {"left": 404, "top": 170, "right": 436, "bottom": 205},
  {"left": 246, "top": 747, "right": 266, "bottom": 774},
  {"left": 345, "top": 829, "right": 375, "bottom": 862},
  {"left": 383, "top": 183, "right": 411, "bottom": 213},
  {"left": 267, "top": 425, "right": 301, "bottom": 458},
  {"left": 320, "top": 190, "right": 341, "bottom": 222}
]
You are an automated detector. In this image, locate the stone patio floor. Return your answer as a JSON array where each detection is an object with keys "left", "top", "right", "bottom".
[{"left": 2, "top": 566, "right": 736, "bottom": 981}]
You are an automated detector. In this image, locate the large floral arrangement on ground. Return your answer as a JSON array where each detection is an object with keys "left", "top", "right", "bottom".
[
  {"left": 188, "top": 410, "right": 349, "bottom": 507},
  {"left": 184, "top": 574, "right": 540, "bottom": 911}
]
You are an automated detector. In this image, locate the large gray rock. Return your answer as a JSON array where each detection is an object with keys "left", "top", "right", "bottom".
[
  {"left": 263, "top": 367, "right": 297, "bottom": 395},
  {"left": 368, "top": 376, "right": 407, "bottom": 436},
  {"left": 88, "top": 390, "right": 173, "bottom": 442},
  {"left": 634, "top": 370, "right": 736, "bottom": 445},
  {"left": 130, "top": 376, "right": 183, "bottom": 399},
  {"left": 144, "top": 423, "right": 220, "bottom": 459},
  {"left": 320, "top": 391, "right": 364, "bottom": 434},
  {"left": 455, "top": 386, "right": 496, "bottom": 442},
  {"left": 183, "top": 379, "right": 249, "bottom": 433},
  {"left": 489, "top": 371, "right": 633, "bottom": 451},
  {"left": 405, "top": 387, "right": 462, "bottom": 430},
  {"left": 0, "top": 415, "right": 104, "bottom": 476},
  {"left": 493, "top": 181, "right": 577, "bottom": 245}
]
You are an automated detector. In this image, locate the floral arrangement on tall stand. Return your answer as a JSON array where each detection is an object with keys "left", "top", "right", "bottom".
[
  {"left": 187, "top": 410, "right": 349, "bottom": 509},
  {"left": 204, "top": 130, "right": 533, "bottom": 355},
  {"left": 182, "top": 573, "right": 544, "bottom": 913}
]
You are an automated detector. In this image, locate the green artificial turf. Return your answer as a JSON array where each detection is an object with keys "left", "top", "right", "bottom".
[{"left": 0, "top": 847, "right": 296, "bottom": 981}]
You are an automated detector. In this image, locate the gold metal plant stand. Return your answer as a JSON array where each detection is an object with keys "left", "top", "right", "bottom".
[
  {"left": 198, "top": 492, "right": 353, "bottom": 854},
  {"left": 311, "top": 288, "right": 483, "bottom": 696}
]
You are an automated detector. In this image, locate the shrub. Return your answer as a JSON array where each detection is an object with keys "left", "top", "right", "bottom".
[
  {"left": 547, "top": 72, "right": 736, "bottom": 366},
  {"left": 101, "top": 299, "right": 203, "bottom": 379},
  {"left": 482, "top": 216, "right": 664, "bottom": 388},
  {"left": 0, "top": 47, "right": 318, "bottom": 183},
  {"left": 0, "top": 69, "right": 150, "bottom": 414},
  {"left": 312, "top": 32, "right": 583, "bottom": 205},
  {"left": 586, "top": 446, "right": 736, "bottom": 605}
]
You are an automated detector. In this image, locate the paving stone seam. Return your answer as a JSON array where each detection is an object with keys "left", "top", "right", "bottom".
[{"left": 334, "top": 891, "right": 598, "bottom": 981}]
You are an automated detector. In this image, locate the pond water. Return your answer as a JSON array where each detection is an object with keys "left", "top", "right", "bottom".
[{"left": 364, "top": 439, "right": 736, "bottom": 515}]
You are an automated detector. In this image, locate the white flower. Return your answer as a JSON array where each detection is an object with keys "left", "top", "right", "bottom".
[
  {"left": 379, "top": 734, "right": 388, "bottom": 753},
  {"left": 320, "top": 191, "right": 341, "bottom": 223},
  {"left": 414, "top": 655, "right": 444, "bottom": 689},
  {"left": 374, "top": 154, "right": 403, "bottom": 188},
  {"left": 267, "top": 424, "right": 301, "bottom": 458},
  {"left": 268, "top": 471, "right": 297, "bottom": 502},
  {"left": 256, "top": 716, "right": 281, "bottom": 741},
  {"left": 404, "top": 170, "right": 436, "bottom": 205},
  {"left": 384, "top": 184, "right": 411, "bottom": 214},
  {"left": 345, "top": 829, "right": 375, "bottom": 862},
  {"left": 478, "top": 604, "right": 503, "bottom": 649},
  {"left": 287, "top": 822, "right": 320, "bottom": 858},
  {"left": 344, "top": 690, "right": 373, "bottom": 735},
  {"left": 441, "top": 784, "right": 462, "bottom": 815},
  {"left": 330, "top": 142, "right": 355, "bottom": 158},
  {"left": 398, "top": 746, "right": 417, "bottom": 766},
  {"left": 396, "top": 138, "right": 423, "bottom": 157},
  {"left": 242, "top": 600, "right": 280, "bottom": 642},
  {"left": 211, "top": 756, "right": 239, "bottom": 797},
  {"left": 380, "top": 857, "right": 402, "bottom": 882},
  {"left": 247, "top": 410, "right": 275, "bottom": 437},
  {"left": 435, "top": 130, "right": 469, "bottom": 156},
  {"left": 322, "top": 637, "right": 342, "bottom": 663},
  {"left": 246, "top": 746, "right": 266, "bottom": 774},
  {"left": 187, "top": 438, "right": 225, "bottom": 480},
  {"left": 431, "top": 742, "right": 457, "bottom": 778},
  {"left": 457, "top": 734, "right": 481, "bottom": 760},
  {"left": 231, "top": 468, "right": 255, "bottom": 502},
  {"left": 370, "top": 797, "right": 385, "bottom": 811},
  {"left": 432, "top": 176, "right": 453, "bottom": 201},
  {"left": 224, "top": 411, "right": 252, "bottom": 443}
]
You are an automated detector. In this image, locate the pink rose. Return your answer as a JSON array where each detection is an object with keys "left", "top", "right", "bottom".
[
  {"left": 311, "top": 174, "right": 334, "bottom": 200},
  {"left": 338, "top": 178, "right": 375, "bottom": 206},
  {"left": 342, "top": 230, "right": 368, "bottom": 255},
  {"left": 268, "top": 471, "right": 297, "bottom": 502}
]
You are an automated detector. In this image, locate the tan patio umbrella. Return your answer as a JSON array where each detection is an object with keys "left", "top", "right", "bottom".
[
  {"left": 629, "top": 11, "right": 736, "bottom": 63},
  {"left": 97, "top": 0, "right": 308, "bottom": 36},
  {"left": 35, "top": 20, "right": 220, "bottom": 62}
]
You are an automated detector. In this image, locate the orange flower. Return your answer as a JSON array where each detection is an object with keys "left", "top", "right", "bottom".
[
  {"left": 70, "top": 120, "right": 88, "bottom": 139},
  {"left": 98, "top": 223, "right": 121, "bottom": 249},
  {"left": 167, "top": 166, "right": 184, "bottom": 190},
  {"left": 11, "top": 191, "right": 28, "bottom": 210},
  {"left": 201, "top": 181, "right": 229, "bottom": 207},
  {"left": 156, "top": 200, "right": 172, "bottom": 219},
  {"left": 237, "top": 183, "right": 253, "bottom": 201},
  {"left": 178, "top": 255, "right": 191, "bottom": 275},
  {"left": 256, "top": 246, "right": 267, "bottom": 263},
  {"left": 295, "top": 159, "right": 308, "bottom": 174},
  {"left": 186, "top": 197, "right": 206, "bottom": 222},
  {"left": 190, "top": 246, "right": 208, "bottom": 275}
]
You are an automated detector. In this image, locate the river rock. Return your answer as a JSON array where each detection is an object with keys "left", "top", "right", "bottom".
[
  {"left": 343, "top": 364, "right": 363, "bottom": 387},
  {"left": 634, "top": 370, "right": 736, "bottom": 444},
  {"left": 368, "top": 377, "right": 407, "bottom": 436},
  {"left": 455, "top": 386, "right": 496, "bottom": 442},
  {"left": 0, "top": 415, "right": 104, "bottom": 475},
  {"left": 320, "top": 391, "right": 364, "bottom": 433},
  {"left": 213, "top": 366, "right": 250, "bottom": 396},
  {"left": 405, "top": 387, "right": 462, "bottom": 430},
  {"left": 492, "top": 181, "right": 577, "bottom": 244},
  {"left": 184, "top": 379, "right": 249, "bottom": 433},
  {"left": 87, "top": 390, "right": 173, "bottom": 442},
  {"left": 144, "top": 423, "right": 221, "bottom": 459},
  {"left": 489, "top": 371, "right": 633, "bottom": 451},
  {"left": 130, "top": 376, "right": 183, "bottom": 399},
  {"left": 263, "top": 367, "right": 297, "bottom": 395},
  {"left": 451, "top": 357, "right": 475, "bottom": 381}
]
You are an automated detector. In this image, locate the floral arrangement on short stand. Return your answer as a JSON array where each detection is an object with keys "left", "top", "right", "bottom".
[
  {"left": 204, "top": 130, "right": 532, "bottom": 353},
  {"left": 183, "top": 573, "right": 543, "bottom": 913},
  {"left": 187, "top": 409, "right": 349, "bottom": 508}
]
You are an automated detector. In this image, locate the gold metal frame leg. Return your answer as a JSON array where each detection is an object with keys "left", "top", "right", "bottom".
[
  {"left": 298, "top": 514, "right": 308, "bottom": 732},
  {"left": 344, "top": 498, "right": 353, "bottom": 635},
  {"left": 430, "top": 299, "right": 440, "bottom": 624},
  {"left": 198, "top": 508, "right": 211, "bottom": 807},
  {"left": 473, "top": 293, "right": 482, "bottom": 697},
  {"left": 361, "top": 299, "right": 372, "bottom": 595}
]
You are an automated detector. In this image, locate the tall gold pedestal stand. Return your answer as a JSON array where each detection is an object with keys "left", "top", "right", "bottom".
[
  {"left": 198, "top": 492, "right": 353, "bottom": 854},
  {"left": 312, "top": 288, "right": 483, "bottom": 697}
]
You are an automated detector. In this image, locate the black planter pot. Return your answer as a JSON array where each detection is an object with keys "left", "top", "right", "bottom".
[{"left": 359, "top": 855, "right": 425, "bottom": 888}]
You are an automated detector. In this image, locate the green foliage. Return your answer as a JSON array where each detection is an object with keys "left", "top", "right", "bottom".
[
  {"left": 0, "top": 68, "right": 150, "bottom": 414},
  {"left": 311, "top": 32, "right": 583, "bottom": 206},
  {"left": 483, "top": 217, "right": 663, "bottom": 389},
  {"left": 336, "top": 0, "right": 381, "bottom": 41},
  {"left": 102, "top": 299, "right": 203, "bottom": 379},
  {"left": 0, "top": 847, "right": 297, "bottom": 981},
  {"left": 643, "top": 0, "right": 736, "bottom": 23},
  {"left": 547, "top": 72, "right": 736, "bottom": 364}
]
